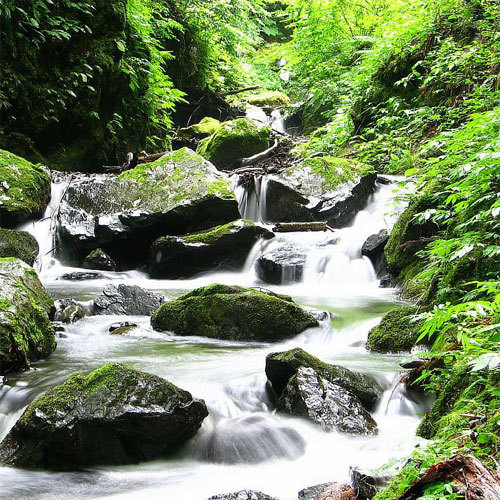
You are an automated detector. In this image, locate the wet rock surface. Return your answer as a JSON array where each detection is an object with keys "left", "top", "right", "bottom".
[
  {"left": 314, "top": 483, "right": 356, "bottom": 500},
  {"left": 361, "top": 229, "right": 388, "bottom": 274},
  {"left": 207, "top": 491, "right": 277, "bottom": 500},
  {"left": 298, "top": 483, "right": 337, "bottom": 500},
  {"left": 60, "top": 271, "right": 106, "bottom": 281},
  {"left": 51, "top": 298, "right": 85, "bottom": 324},
  {"left": 0, "top": 363, "right": 208, "bottom": 469},
  {"left": 83, "top": 248, "right": 117, "bottom": 271},
  {"left": 350, "top": 467, "right": 391, "bottom": 499},
  {"left": 255, "top": 242, "right": 308, "bottom": 285},
  {"left": 0, "top": 228, "right": 39, "bottom": 266},
  {"left": 93, "top": 284, "right": 165, "bottom": 316},
  {"left": 109, "top": 321, "right": 138, "bottom": 334}
]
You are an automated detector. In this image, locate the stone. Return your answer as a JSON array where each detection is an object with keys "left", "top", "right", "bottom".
[
  {"left": 0, "top": 228, "right": 39, "bottom": 266},
  {"left": 60, "top": 271, "right": 105, "bottom": 281},
  {"left": 0, "top": 150, "right": 51, "bottom": 227},
  {"left": 109, "top": 321, "right": 138, "bottom": 334},
  {"left": 255, "top": 242, "right": 308, "bottom": 285},
  {"left": 207, "top": 491, "right": 277, "bottom": 500},
  {"left": 151, "top": 284, "right": 318, "bottom": 342},
  {"left": 350, "top": 467, "right": 390, "bottom": 499},
  {"left": 179, "top": 117, "right": 221, "bottom": 139},
  {"left": 149, "top": 219, "right": 273, "bottom": 279},
  {"left": 83, "top": 248, "right": 117, "bottom": 271},
  {"left": 298, "top": 483, "right": 337, "bottom": 500},
  {"left": 51, "top": 299, "right": 85, "bottom": 324},
  {"left": 314, "top": 483, "right": 356, "bottom": 500},
  {"left": 0, "top": 258, "right": 55, "bottom": 375},
  {"left": 0, "top": 363, "right": 208, "bottom": 469},
  {"left": 93, "top": 284, "right": 165, "bottom": 316},
  {"left": 278, "top": 367, "right": 377, "bottom": 434},
  {"left": 361, "top": 229, "right": 389, "bottom": 274}
]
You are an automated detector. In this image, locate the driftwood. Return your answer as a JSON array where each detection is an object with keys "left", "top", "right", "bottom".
[
  {"left": 397, "top": 455, "right": 500, "bottom": 500},
  {"left": 223, "top": 85, "right": 260, "bottom": 97},
  {"left": 241, "top": 140, "right": 279, "bottom": 167},
  {"left": 137, "top": 151, "right": 167, "bottom": 164},
  {"left": 273, "top": 221, "right": 333, "bottom": 233}
]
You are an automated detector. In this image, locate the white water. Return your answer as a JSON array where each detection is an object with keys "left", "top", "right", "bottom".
[
  {"left": 0, "top": 174, "right": 425, "bottom": 500},
  {"left": 246, "top": 107, "right": 287, "bottom": 134}
]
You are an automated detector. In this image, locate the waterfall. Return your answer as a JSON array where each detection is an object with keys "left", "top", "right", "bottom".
[
  {"left": 234, "top": 175, "right": 270, "bottom": 222},
  {"left": 246, "top": 107, "right": 287, "bottom": 135}
]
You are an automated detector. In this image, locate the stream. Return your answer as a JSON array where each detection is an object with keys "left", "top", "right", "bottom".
[{"left": 0, "top": 118, "right": 426, "bottom": 500}]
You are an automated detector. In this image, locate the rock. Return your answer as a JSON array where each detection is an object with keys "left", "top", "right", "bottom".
[
  {"left": 207, "top": 491, "right": 277, "bottom": 500},
  {"left": 361, "top": 229, "right": 389, "bottom": 274},
  {"left": 151, "top": 284, "right": 318, "bottom": 342},
  {"left": 0, "top": 258, "right": 55, "bottom": 375},
  {"left": 265, "top": 348, "right": 383, "bottom": 409},
  {"left": 197, "top": 118, "right": 272, "bottom": 170},
  {"left": 83, "top": 248, "right": 117, "bottom": 271},
  {"left": 109, "top": 321, "right": 138, "bottom": 334},
  {"left": 255, "top": 242, "right": 308, "bottom": 285},
  {"left": 263, "top": 157, "right": 377, "bottom": 227},
  {"left": 366, "top": 306, "right": 423, "bottom": 353},
  {"left": 0, "top": 363, "right": 208, "bottom": 469},
  {"left": 51, "top": 299, "right": 85, "bottom": 324},
  {"left": 0, "top": 150, "right": 51, "bottom": 227},
  {"left": 0, "top": 228, "right": 39, "bottom": 266},
  {"left": 298, "top": 483, "right": 337, "bottom": 500},
  {"left": 57, "top": 148, "right": 239, "bottom": 267},
  {"left": 278, "top": 367, "right": 378, "bottom": 434},
  {"left": 93, "top": 284, "right": 165, "bottom": 316},
  {"left": 350, "top": 467, "right": 391, "bottom": 499},
  {"left": 179, "top": 117, "right": 221, "bottom": 139},
  {"left": 314, "top": 483, "right": 356, "bottom": 500},
  {"left": 245, "top": 91, "right": 291, "bottom": 108},
  {"left": 60, "top": 271, "right": 105, "bottom": 281},
  {"left": 149, "top": 219, "right": 273, "bottom": 279},
  {"left": 379, "top": 274, "right": 394, "bottom": 288}
]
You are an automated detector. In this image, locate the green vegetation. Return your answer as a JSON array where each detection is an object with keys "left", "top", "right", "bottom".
[
  {"left": 0, "top": 228, "right": 39, "bottom": 266},
  {"left": 245, "top": 91, "right": 291, "bottom": 108},
  {"left": 182, "top": 220, "right": 255, "bottom": 245},
  {"left": 179, "top": 117, "right": 221, "bottom": 139}
]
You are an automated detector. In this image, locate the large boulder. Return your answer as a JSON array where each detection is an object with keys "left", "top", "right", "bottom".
[
  {"left": 93, "top": 284, "right": 165, "bottom": 316},
  {"left": 255, "top": 242, "right": 308, "bottom": 285},
  {"left": 278, "top": 367, "right": 377, "bottom": 434},
  {"left": 207, "top": 492, "right": 277, "bottom": 500},
  {"left": 149, "top": 219, "right": 273, "bottom": 279},
  {"left": 0, "top": 363, "right": 208, "bottom": 469},
  {"left": 263, "top": 157, "right": 377, "bottom": 227},
  {"left": 0, "top": 150, "right": 51, "bottom": 227},
  {"left": 151, "top": 284, "right": 318, "bottom": 342},
  {"left": 197, "top": 118, "right": 272, "bottom": 170},
  {"left": 57, "top": 148, "right": 239, "bottom": 267},
  {"left": 361, "top": 229, "right": 389, "bottom": 274},
  {"left": 0, "top": 258, "right": 55, "bottom": 375},
  {"left": 0, "top": 228, "right": 39, "bottom": 266},
  {"left": 265, "top": 348, "right": 382, "bottom": 409}
]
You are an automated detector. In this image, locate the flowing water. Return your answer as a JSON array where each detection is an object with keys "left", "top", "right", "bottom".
[{"left": 0, "top": 173, "right": 427, "bottom": 500}]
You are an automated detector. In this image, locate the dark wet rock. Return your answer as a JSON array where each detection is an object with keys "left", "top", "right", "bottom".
[
  {"left": 0, "top": 363, "right": 208, "bottom": 469},
  {"left": 207, "top": 491, "right": 277, "bottom": 500},
  {"left": 278, "top": 367, "right": 378, "bottom": 434},
  {"left": 93, "top": 284, "right": 165, "bottom": 316},
  {"left": 255, "top": 242, "right": 308, "bottom": 285},
  {"left": 298, "top": 483, "right": 336, "bottom": 500},
  {"left": 314, "top": 483, "right": 356, "bottom": 500},
  {"left": 52, "top": 322, "right": 66, "bottom": 333},
  {"left": 0, "top": 150, "right": 51, "bottom": 227},
  {"left": 379, "top": 274, "right": 394, "bottom": 288},
  {"left": 83, "top": 248, "right": 117, "bottom": 271},
  {"left": 0, "top": 258, "right": 55, "bottom": 375},
  {"left": 151, "top": 284, "right": 318, "bottom": 342},
  {"left": 361, "top": 229, "right": 388, "bottom": 274},
  {"left": 57, "top": 148, "right": 239, "bottom": 268},
  {"left": 109, "top": 321, "right": 138, "bottom": 334},
  {"left": 149, "top": 220, "right": 273, "bottom": 279},
  {"left": 263, "top": 157, "right": 377, "bottom": 227},
  {"left": 0, "top": 228, "right": 39, "bottom": 266},
  {"left": 265, "top": 348, "right": 383, "bottom": 409},
  {"left": 51, "top": 298, "right": 85, "bottom": 324},
  {"left": 350, "top": 467, "right": 391, "bottom": 499},
  {"left": 400, "top": 358, "right": 427, "bottom": 370},
  {"left": 60, "top": 271, "right": 105, "bottom": 281},
  {"left": 198, "top": 414, "right": 305, "bottom": 464}
]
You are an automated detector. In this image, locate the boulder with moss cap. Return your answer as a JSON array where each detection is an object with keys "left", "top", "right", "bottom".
[
  {"left": 179, "top": 117, "right": 222, "bottom": 139},
  {"left": 149, "top": 219, "right": 274, "bottom": 279},
  {"left": 245, "top": 91, "right": 291, "bottom": 108},
  {"left": 57, "top": 148, "right": 239, "bottom": 268},
  {"left": 151, "top": 284, "right": 318, "bottom": 342},
  {"left": 0, "top": 258, "right": 55, "bottom": 375},
  {"left": 0, "top": 228, "right": 39, "bottom": 266},
  {"left": 0, "top": 149, "right": 51, "bottom": 227}
]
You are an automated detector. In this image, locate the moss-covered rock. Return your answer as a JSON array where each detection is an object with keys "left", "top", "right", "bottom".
[
  {"left": 179, "top": 117, "right": 221, "bottom": 139},
  {"left": 197, "top": 118, "right": 272, "bottom": 170},
  {"left": 151, "top": 284, "right": 318, "bottom": 342},
  {"left": 0, "top": 258, "right": 55, "bottom": 375},
  {"left": 0, "top": 150, "right": 50, "bottom": 227},
  {"left": 83, "top": 248, "right": 116, "bottom": 271},
  {"left": 0, "top": 363, "right": 208, "bottom": 469},
  {"left": 0, "top": 228, "right": 39, "bottom": 266},
  {"left": 366, "top": 306, "right": 423, "bottom": 353},
  {"left": 58, "top": 148, "right": 239, "bottom": 267},
  {"left": 149, "top": 219, "right": 273, "bottom": 278},
  {"left": 265, "top": 348, "right": 383, "bottom": 409},
  {"left": 245, "top": 91, "right": 291, "bottom": 108}
]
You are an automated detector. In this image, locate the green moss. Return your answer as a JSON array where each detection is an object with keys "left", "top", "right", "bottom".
[
  {"left": 0, "top": 149, "right": 51, "bottom": 227},
  {"left": 178, "top": 117, "right": 221, "bottom": 139},
  {"left": 367, "top": 305, "right": 423, "bottom": 353},
  {"left": 197, "top": 118, "right": 272, "bottom": 169},
  {"left": 246, "top": 91, "right": 291, "bottom": 107},
  {"left": 181, "top": 219, "right": 254, "bottom": 245},
  {"left": 0, "top": 228, "right": 39, "bottom": 266}
]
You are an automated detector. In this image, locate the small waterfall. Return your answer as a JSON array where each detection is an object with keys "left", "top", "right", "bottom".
[
  {"left": 234, "top": 175, "right": 270, "bottom": 222},
  {"left": 246, "top": 107, "right": 288, "bottom": 134},
  {"left": 375, "top": 373, "right": 424, "bottom": 417}
]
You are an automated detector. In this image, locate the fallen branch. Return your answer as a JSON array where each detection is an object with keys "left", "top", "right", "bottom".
[
  {"left": 273, "top": 221, "right": 333, "bottom": 233},
  {"left": 240, "top": 140, "right": 279, "bottom": 167},
  {"left": 223, "top": 85, "right": 260, "bottom": 97}
]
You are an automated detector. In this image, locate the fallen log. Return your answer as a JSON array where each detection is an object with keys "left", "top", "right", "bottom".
[
  {"left": 240, "top": 140, "right": 279, "bottom": 167},
  {"left": 273, "top": 222, "right": 333, "bottom": 233},
  {"left": 223, "top": 85, "right": 260, "bottom": 97},
  {"left": 138, "top": 151, "right": 168, "bottom": 164}
]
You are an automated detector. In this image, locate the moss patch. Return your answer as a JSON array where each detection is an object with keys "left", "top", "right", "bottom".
[
  {"left": 0, "top": 228, "right": 39, "bottom": 266},
  {"left": 182, "top": 219, "right": 255, "bottom": 245},
  {"left": 246, "top": 91, "right": 291, "bottom": 108},
  {"left": 178, "top": 117, "right": 221, "bottom": 139}
]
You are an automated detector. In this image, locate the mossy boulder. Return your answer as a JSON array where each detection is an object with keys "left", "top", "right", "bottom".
[
  {"left": 366, "top": 306, "right": 423, "bottom": 353},
  {"left": 0, "top": 150, "right": 51, "bottom": 227},
  {"left": 83, "top": 248, "right": 116, "bottom": 271},
  {"left": 57, "top": 148, "right": 239, "bottom": 267},
  {"left": 265, "top": 348, "right": 383, "bottom": 409},
  {"left": 149, "top": 219, "right": 273, "bottom": 279},
  {"left": 197, "top": 118, "right": 272, "bottom": 170},
  {"left": 263, "top": 157, "right": 377, "bottom": 227},
  {"left": 0, "top": 258, "right": 55, "bottom": 375},
  {"left": 179, "top": 117, "right": 221, "bottom": 139},
  {"left": 0, "top": 228, "right": 39, "bottom": 266},
  {"left": 151, "top": 284, "right": 318, "bottom": 342},
  {"left": 0, "top": 363, "right": 208, "bottom": 469},
  {"left": 245, "top": 91, "right": 291, "bottom": 108}
]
